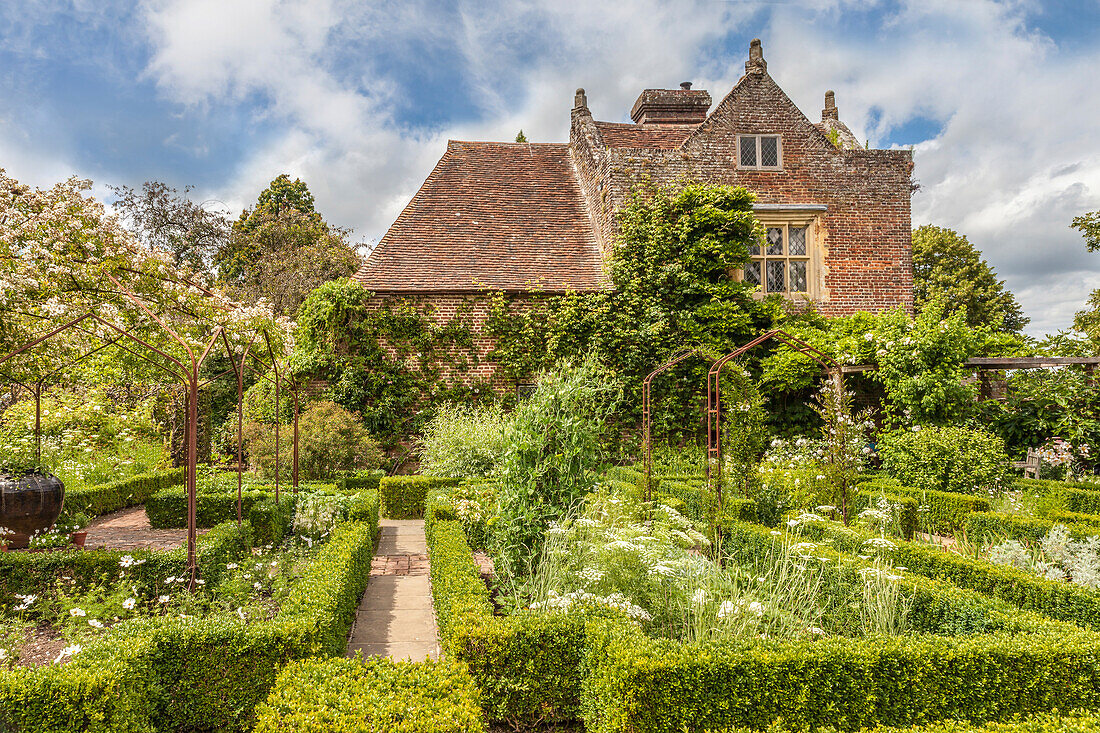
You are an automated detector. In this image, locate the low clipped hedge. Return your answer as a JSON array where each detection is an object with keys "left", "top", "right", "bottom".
[
  {"left": 248, "top": 495, "right": 296, "bottom": 546},
  {"left": 0, "top": 518, "right": 376, "bottom": 732},
  {"left": 860, "top": 478, "right": 991, "bottom": 536},
  {"left": 852, "top": 489, "right": 919, "bottom": 540},
  {"left": 0, "top": 519, "right": 252, "bottom": 611},
  {"left": 966, "top": 512, "right": 1100, "bottom": 545},
  {"left": 348, "top": 489, "right": 381, "bottom": 541},
  {"left": 61, "top": 468, "right": 184, "bottom": 519},
  {"left": 793, "top": 514, "right": 1100, "bottom": 633},
  {"left": 335, "top": 469, "right": 385, "bottom": 494},
  {"left": 581, "top": 621, "right": 1100, "bottom": 733},
  {"left": 426, "top": 517, "right": 590, "bottom": 726},
  {"left": 253, "top": 656, "right": 486, "bottom": 733},
  {"left": 146, "top": 488, "right": 275, "bottom": 528},
  {"left": 380, "top": 476, "right": 460, "bottom": 519}
]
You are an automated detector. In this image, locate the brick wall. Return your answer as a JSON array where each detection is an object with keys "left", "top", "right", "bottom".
[
  {"left": 364, "top": 292, "right": 518, "bottom": 390},
  {"left": 570, "top": 68, "right": 914, "bottom": 316}
]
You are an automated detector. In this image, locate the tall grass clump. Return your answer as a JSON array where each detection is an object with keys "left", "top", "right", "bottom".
[{"left": 418, "top": 404, "right": 509, "bottom": 478}]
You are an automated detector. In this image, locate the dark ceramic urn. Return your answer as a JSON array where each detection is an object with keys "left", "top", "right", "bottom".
[{"left": 0, "top": 471, "right": 64, "bottom": 549}]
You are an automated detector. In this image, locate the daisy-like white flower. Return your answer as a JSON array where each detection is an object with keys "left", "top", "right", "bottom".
[
  {"left": 226, "top": 563, "right": 238, "bottom": 570},
  {"left": 69, "top": 607, "right": 86, "bottom": 617},
  {"left": 122, "top": 598, "right": 136, "bottom": 610},
  {"left": 158, "top": 595, "right": 170, "bottom": 604},
  {"left": 88, "top": 619, "right": 104, "bottom": 628}
]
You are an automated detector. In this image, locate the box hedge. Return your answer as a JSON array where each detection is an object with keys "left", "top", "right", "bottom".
[
  {"left": 852, "top": 489, "right": 919, "bottom": 540},
  {"left": 860, "top": 478, "right": 991, "bottom": 536},
  {"left": 61, "top": 468, "right": 184, "bottom": 520},
  {"left": 965, "top": 512, "right": 1100, "bottom": 545},
  {"left": 380, "top": 476, "right": 460, "bottom": 519},
  {"left": 426, "top": 517, "right": 590, "bottom": 726},
  {"left": 247, "top": 495, "right": 296, "bottom": 546},
  {"left": 253, "top": 656, "right": 487, "bottom": 733},
  {"left": 145, "top": 487, "right": 275, "bottom": 528},
  {"left": 335, "top": 469, "right": 385, "bottom": 494},
  {"left": 0, "top": 518, "right": 376, "bottom": 732}
]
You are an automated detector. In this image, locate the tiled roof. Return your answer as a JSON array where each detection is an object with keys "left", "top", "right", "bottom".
[
  {"left": 594, "top": 121, "right": 698, "bottom": 149},
  {"left": 354, "top": 141, "right": 606, "bottom": 293}
]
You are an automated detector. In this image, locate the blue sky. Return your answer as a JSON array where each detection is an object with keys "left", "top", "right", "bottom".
[{"left": 3, "top": 0, "right": 1100, "bottom": 336}]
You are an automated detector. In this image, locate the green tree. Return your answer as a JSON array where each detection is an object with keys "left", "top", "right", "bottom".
[
  {"left": 111, "top": 181, "right": 230, "bottom": 274},
  {"left": 1072, "top": 211, "right": 1100, "bottom": 252},
  {"left": 912, "top": 224, "right": 1028, "bottom": 333},
  {"left": 213, "top": 175, "right": 361, "bottom": 315},
  {"left": 514, "top": 130, "right": 528, "bottom": 143},
  {"left": 1072, "top": 211, "right": 1100, "bottom": 348}
]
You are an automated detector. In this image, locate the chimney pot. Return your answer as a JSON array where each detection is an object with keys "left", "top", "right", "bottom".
[
  {"left": 822, "top": 90, "right": 838, "bottom": 120},
  {"left": 574, "top": 87, "right": 588, "bottom": 110},
  {"left": 746, "top": 38, "right": 767, "bottom": 74},
  {"left": 680, "top": 81, "right": 692, "bottom": 90}
]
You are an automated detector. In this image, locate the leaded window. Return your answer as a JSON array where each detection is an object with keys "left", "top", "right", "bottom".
[
  {"left": 737, "top": 135, "right": 782, "bottom": 170},
  {"left": 744, "top": 223, "right": 810, "bottom": 295}
]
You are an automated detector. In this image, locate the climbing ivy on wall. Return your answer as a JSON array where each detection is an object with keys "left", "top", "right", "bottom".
[
  {"left": 292, "top": 279, "right": 494, "bottom": 446},
  {"left": 485, "top": 182, "right": 782, "bottom": 449}
]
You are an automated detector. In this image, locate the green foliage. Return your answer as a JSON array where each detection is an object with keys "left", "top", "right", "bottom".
[
  {"left": 145, "top": 487, "right": 275, "bottom": 528},
  {"left": 879, "top": 425, "right": 1010, "bottom": 496},
  {"left": 346, "top": 489, "right": 381, "bottom": 538},
  {"left": 253, "top": 656, "right": 487, "bottom": 733},
  {"left": 292, "top": 278, "right": 492, "bottom": 445},
  {"left": 248, "top": 495, "right": 296, "bottom": 546},
  {"left": 718, "top": 366, "right": 768, "bottom": 512},
  {"left": 492, "top": 354, "right": 622, "bottom": 588},
  {"left": 485, "top": 182, "right": 777, "bottom": 445},
  {"left": 244, "top": 400, "right": 384, "bottom": 481},
  {"left": 980, "top": 365, "right": 1100, "bottom": 466},
  {"left": 912, "top": 225, "right": 1029, "bottom": 333},
  {"left": 336, "top": 469, "right": 384, "bottom": 494},
  {"left": 860, "top": 478, "right": 991, "bottom": 536},
  {"left": 427, "top": 517, "right": 591, "bottom": 726},
  {"left": 1072, "top": 210, "right": 1100, "bottom": 253},
  {"left": 514, "top": 129, "right": 528, "bottom": 143},
  {"left": 418, "top": 403, "right": 509, "bottom": 478},
  {"left": 61, "top": 468, "right": 184, "bottom": 520},
  {"left": 380, "top": 476, "right": 461, "bottom": 519}
]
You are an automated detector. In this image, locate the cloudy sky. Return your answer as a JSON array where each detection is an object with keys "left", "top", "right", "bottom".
[{"left": 2, "top": 0, "right": 1099, "bottom": 336}]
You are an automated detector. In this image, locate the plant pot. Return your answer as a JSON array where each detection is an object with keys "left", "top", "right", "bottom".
[
  {"left": 0, "top": 471, "right": 64, "bottom": 550},
  {"left": 70, "top": 531, "right": 87, "bottom": 548}
]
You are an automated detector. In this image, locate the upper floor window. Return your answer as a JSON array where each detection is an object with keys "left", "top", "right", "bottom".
[
  {"left": 738, "top": 135, "right": 781, "bottom": 169},
  {"left": 743, "top": 222, "right": 811, "bottom": 295}
]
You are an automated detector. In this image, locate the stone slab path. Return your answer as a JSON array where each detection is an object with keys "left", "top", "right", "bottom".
[
  {"left": 83, "top": 506, "right": 207, "bottom": 551},
  {"left": 346, "top": 519, "right": 439, "bottom": 661}
]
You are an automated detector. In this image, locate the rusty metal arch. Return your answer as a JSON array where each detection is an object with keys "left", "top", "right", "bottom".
[
  {"left": 706, "top": 329, "right": 842, "bottom": 508},
  {"left": 641, "top": 347, "right": 704, "bottom": 502}
]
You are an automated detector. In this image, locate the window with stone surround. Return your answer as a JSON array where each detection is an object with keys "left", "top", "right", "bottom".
[
  {"left": 738, "top": 134, "right": 782, "bottom": 169},
  {"left": 742, "top": 220, "right": 814, "bottom": 296}
]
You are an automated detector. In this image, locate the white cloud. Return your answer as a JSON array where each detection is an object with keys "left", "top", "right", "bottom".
[{"left": 1, "top": 0, "right": 1084, "bottom": 335}]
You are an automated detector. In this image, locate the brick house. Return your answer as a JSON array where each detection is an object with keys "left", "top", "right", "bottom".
[{"left": 354, "top": 40, "right": 914, "bottom": 385}]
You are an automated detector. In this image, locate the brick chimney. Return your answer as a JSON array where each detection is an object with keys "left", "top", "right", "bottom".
[
  {"left": 629, "top": 82, "right": 712, "bottom": 125},
  {"left": 822, "top": 90, "right": 838, "bottom": 120},
  {"left": 745, "top": 38, "right": 767, "bottom": 75}
]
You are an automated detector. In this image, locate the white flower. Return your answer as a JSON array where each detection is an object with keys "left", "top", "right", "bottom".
[
  {"left": 88, "top": 619, "right": 104, "bottom": 628},
  {"left": 119, "top": 555, "right": 135, "bottom": 568},
  {"left": 226, "top": 563, "right": 238, "bottom": 570},
  {"left": 122, "top": 598, "right": 136, "bottom": 610},
  {"left": 807, "top": 626, "right": 826, "bottom": 635},
  {"left": 716, "top": 600, "right": 737, "bottom": 619},
  {"left": 54, "top": 644, "right": 81, "bottom": 663},
  {"left": 862, "top": 537, "right": 896, "bottom": 550},
  {"left": 158, "top": 595, "right": 170, "bottom": 604},
  {"left": 69, "top": 607, "right": 86, "bottom": 617},
  {"left": 747, "top": 601, "right": 765, "bottom": 617},
  {"left": 692, "top": 589, "right": 707, "bottom": 605}
]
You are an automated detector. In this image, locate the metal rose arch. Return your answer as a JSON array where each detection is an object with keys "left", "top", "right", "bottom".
[{"left": 706, "top": 329, "right": 842, "bottom": 510}]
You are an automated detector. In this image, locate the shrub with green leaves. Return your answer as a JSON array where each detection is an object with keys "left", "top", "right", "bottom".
[
  {"left": 879, "top": 425, "right": 1010, "bottom": 496},
  {"left": 418, "top": 403, "right": 508, "bottom": 478},
  {"left": 492, "top": 354, "right": 621, "bottom": 590},
  {"left": 253, "top": 656, "right": 487, "bottom": 733},
  {"left": 244, "top": 400, "right": 383, "bottom": 480}
]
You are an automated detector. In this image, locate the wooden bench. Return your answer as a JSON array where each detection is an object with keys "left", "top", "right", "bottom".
[{"left": 1012, "top": 448, "right": 1041, "bottom": 479}]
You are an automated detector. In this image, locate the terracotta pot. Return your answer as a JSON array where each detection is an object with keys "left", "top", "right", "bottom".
[
  {"left": 70, "top": 531, "right": 87, "bottom": 548},
  {"left": 0, "top": 471, "right": 64, "bottom": 550}
]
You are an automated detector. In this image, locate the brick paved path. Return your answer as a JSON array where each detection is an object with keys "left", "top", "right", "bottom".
[
  {"left": 83, "top": 506, "right": 207, "bottom": 551},
  {"left": 346, "top": 519, "right": 439, "bottom": 661}
]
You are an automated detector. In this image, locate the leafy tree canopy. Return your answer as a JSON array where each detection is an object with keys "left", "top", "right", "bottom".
[
  {"left": 1072, "top": 210, "right": 1100, "bottom": 349},
  {"left": 1072, "top": 210, "right": 1100, "bottom": 253},
  {"left": 111, "top": 181, "right": 230, "bottom": 274},
  {"left": 911, "top": 224, "right": 1028, "bottom": 333},
  {"left": 514, "top": 130, "right": 528, "bottom": 143},
  {"left": 234, "top": 174, "right": 319, "bottom": 235}
]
